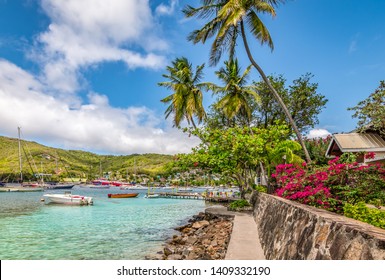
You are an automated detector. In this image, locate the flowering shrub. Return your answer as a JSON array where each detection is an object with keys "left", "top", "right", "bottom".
[
  {"left": 272, "top": 154, "right": 385, "bottom": 213},
  {"left": 273, "top": 163, "right": 332, "bottom": 209},
  {"left": 364, "top": 152, "right": 376, "bottom": 160}
]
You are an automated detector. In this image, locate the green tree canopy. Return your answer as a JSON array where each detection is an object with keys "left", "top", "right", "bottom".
[
  {"left": 205, "top": 73, "right": 327, "bottom": 135},
  {"left": 348, "top": 80, "right": 385, "bottom": 137},
  {"left": 175, "top": 124, "right": 302, "bottom": 196},
  {"left": 254, "top": 73, "right": 327, "bottom": 134}
]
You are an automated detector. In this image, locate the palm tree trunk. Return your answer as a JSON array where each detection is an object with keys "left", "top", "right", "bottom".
[
  {"left": 240, "top": 20, "right": 312, "bottom": 164},
  {"left": 190, "top": 117, "right": 197, "bottom": 129}
]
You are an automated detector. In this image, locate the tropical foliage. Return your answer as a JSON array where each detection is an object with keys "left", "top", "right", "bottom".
[
  {"left": 343, "top": 202, "right": 385, "bottom": 229},
  {"left": 159, "top": 57, "right": 206, "bottom": 128},
  {"left": 348, "top": 80, "right": 385, "bottom": 137},
  {"left": 272, "top": 156, "right": 385, "bottom": 228},
  {"left": 228, "top": 199, "right": 251, "bottom": 211},
  {"left": 254, "top": 73, "right": 327, "bottom": 134},
  {"left": 184, "top": 0, "right": 312, "bottom": 163},
  {"left": 207, "top": 59, "right": 259, "bottom": 127},
  {"left": 174, "top": 124, "right": 302, "bottom": 197}
]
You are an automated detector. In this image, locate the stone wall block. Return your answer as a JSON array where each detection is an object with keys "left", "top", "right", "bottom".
[{"left": 253, "top": 192, "right": 385, "bottom": 260}]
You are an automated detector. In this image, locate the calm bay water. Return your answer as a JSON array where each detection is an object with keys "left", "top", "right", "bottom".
[{"left": 0, "top": 187, "right": 207, "bottom": 259}]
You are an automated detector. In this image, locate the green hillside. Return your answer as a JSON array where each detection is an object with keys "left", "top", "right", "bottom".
[{"left": 0, "top": 136, "right": 174, "bottom": 182}]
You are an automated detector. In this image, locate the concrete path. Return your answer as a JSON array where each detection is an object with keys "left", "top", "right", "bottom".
[{"left": 206, "top": 206, "right": 265, "bottom": 260}]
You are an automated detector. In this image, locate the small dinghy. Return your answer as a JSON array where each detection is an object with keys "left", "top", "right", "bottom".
[{"left": 107, "top": 193, "right": 139, "bottom": 198}]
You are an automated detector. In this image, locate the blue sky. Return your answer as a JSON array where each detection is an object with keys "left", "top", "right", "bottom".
[{"left": 0, "top": 0, "right": 384, "bottom": 155}]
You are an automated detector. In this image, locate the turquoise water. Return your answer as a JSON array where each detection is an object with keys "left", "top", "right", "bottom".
[{"left": 0, "top": 187, "right": 207, "bottom": 259}]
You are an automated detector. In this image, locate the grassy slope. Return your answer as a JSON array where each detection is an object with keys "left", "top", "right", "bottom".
[{"left": 0, "top": 136, "right": 173, "bottom": 180}]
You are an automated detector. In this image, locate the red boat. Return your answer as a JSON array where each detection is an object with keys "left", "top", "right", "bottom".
[
  {"left": 92, "top": 179, "right": 111, "bottom": 186},
  {"left": 107, "top": 193, "right": 139, "bottom": 198}
]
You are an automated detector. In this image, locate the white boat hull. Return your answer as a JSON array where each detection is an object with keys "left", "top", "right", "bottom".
[
  {"left": 43, "top": 194, "right": 93, "bottom": 205},
  {"left": 144, "top": 194, "right": 160, "bottom": 198}
]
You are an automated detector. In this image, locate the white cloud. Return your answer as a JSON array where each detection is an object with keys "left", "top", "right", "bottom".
[
  {"left": 33, "top": 0, "right": 168, "bottom": 94},
  {"left": 307, "top": 129, "right": 331, "bottom": 139},
  {"left": 0, "top": 59, "right": 199, "bottom": 154},
  {"left": 156, "top": 0, "right": 178, "bottom": 16}
]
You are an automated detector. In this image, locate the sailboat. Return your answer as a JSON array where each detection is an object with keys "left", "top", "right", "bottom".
[{"left": 13, "top": 127, "right": 43, "bottom": 191}]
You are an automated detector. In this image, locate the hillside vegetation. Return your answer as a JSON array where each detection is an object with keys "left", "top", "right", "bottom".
[{"left": 0, "top": 136, "right": 173, "bottom": 182}]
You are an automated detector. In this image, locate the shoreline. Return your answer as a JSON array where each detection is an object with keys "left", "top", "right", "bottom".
[{"left": 147, "top": 207, "right": 234, "bottom": 260}]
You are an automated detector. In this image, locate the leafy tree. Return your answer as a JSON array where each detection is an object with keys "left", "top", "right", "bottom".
[
  {"left": 207, "top": 59, "right": 259, "bottom": 127},
  {"left": 254, "top": 73, "right": 327, "bottom": 134},
  {"left": 205, "top": 73, "right": 327, "bottom": 137},
  {"left": 348, "top": 80, "right": 385, "bottom": 137},
  {"left": 159, "top": 57, "right": 206, "bottom": 129},
  {"left": 184, "top": 0, "right": 312, "bottom": 163},
  {"left": 300, "top": 136, "right": 331, "bottom": 166},
  {"left": 175, "top": 124, "right": 302, "bottom": 196}
]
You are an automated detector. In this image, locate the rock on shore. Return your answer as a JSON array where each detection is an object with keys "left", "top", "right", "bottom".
[{"left": 149, "top": 212, "right": 234, "bottom": 260}]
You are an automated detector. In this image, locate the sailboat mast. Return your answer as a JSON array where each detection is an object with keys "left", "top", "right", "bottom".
[{"left": 18, "top": 127, "right": 23, "bottom": 182}]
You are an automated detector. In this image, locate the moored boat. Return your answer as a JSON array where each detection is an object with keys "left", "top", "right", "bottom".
[
  {"left": 92, "top": 179, "right": 111, "bottom": 186},
  {"left": 125, "top": 184, "right": 148, "bottom": 190},
  {"left": 89, "top": 185, "right": 110, "bottom": 189},
  {"left": 44, "top": 183, "right": 74, "bottom": 190},
  {"left": 43, "top": 193, "right": 93, "bottom": 205},
  {"left": 144, "top": 193, "right": 160, "bottom": 199},
  {"left": 107, "top": 193, "right": 139, "bottom": 198}
]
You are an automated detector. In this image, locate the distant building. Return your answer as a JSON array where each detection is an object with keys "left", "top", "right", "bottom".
[{"left": 325, "top": 133, "right": 385, "bottom": 164}]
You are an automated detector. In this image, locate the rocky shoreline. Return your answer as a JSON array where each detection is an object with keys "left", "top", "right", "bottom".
[{"left": 147, "top": 211, "right": 234, "bottom": 260}]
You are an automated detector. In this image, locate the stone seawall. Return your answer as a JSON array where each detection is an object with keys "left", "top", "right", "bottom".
[{"left": 252, "top": 192, "right": 385, "bottom": 260}]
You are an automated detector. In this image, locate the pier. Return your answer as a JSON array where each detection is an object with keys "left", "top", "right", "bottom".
[
  {"left": 154, "top": 192, "right": 239, "bottom": 202},
  {"left": 0, "top": 187, "right": 43, "bottom": 192},
  {"left": 156, "top": 192, "right": 204, "bottom": 200}
]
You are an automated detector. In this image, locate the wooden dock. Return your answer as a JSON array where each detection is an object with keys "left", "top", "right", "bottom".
[
  {"left": 155, "top": 192, "right": 238, "bottom": 202},
  {"left": 0, "top": 187, "right": 44, "bottom": 192},
  {"left": 157, "top": 192, "right": 204, "bottom": 200}
]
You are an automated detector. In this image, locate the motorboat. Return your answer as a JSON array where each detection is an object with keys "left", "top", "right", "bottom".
[
  {"left": 89, "top": 185, "right": 109, "bottom": 189},
  {"left": 107, "top": 193, "right": 139, "bottom": 198},
  {"left": 127, "top": 185, "right": 148, "bottom": 190},
  {"left": 43, "top": 193, "right": 93, "bottom": 205},
  {"left": 92, "top": 179, "right": 111, "bottom": 186},
  {"left": 144, "top": 193, "right": 160, "bottom": 199}
]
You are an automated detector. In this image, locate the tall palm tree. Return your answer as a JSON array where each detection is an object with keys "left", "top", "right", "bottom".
[
  {"left": 183, "top": 0, "right": 312, "bottom": 163},
  {"left": 208, "top": 59, "right": 259, "bottom": 126},
  {"left": 159, "top": 57, "right": 206, "bottom": 129}
]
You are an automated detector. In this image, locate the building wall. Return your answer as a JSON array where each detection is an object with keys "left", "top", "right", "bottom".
[{"left": 252, "top": 192, "right": 385, "bottom": 259}]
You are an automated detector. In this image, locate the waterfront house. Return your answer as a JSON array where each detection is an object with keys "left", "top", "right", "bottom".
[{"left": 325, "top": 132, "right": 385, "bottom": 164}]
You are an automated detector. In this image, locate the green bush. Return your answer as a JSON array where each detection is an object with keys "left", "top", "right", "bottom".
[
  {"left": 343, "top": 202, "right": 385, "bottom": 229},
  {"left": 253, "top": 185, "right": 267, "bottom": 193},
  {"left": 228, "top": 199, "right": 250, "bottom": 211}
]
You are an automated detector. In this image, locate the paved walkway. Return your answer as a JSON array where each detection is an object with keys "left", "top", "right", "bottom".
[{"left": 206, "top": 206, "right": 265, "bottom": 260}]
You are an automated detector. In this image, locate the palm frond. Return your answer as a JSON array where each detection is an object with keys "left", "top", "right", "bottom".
[{"left": 246, "top": 11, "right": 274, "bottom": 50}]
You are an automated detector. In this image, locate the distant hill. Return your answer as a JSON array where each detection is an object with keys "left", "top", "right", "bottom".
[{"left": 0, "top": 135, "right": 174, "bottom": 182}]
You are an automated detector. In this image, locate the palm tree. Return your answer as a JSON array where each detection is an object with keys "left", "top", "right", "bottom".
[
  {"left": 159, "top": 57, "right": 206, "bottom": 129},
  {"left": 183, "top": 0, "right": 312, "bottom": 163},
  {"left": 208, "top": 59, "right": 259, "bottom": 126}
]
